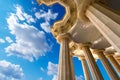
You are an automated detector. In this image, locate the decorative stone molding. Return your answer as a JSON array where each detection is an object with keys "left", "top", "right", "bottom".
[
  {"left": 104, "top": 52, "right": 114, "bottom": 57},
  {"left": 114, "top": 55, "right": 120, "bottom": 60},
  {"left": 38, "top": 0, "right": 77, "bottom": 38},
  {"left": 93, "top": 49, "right": 105, "bottom": 54},
  {"left": 78, "top": 55, "right": 85, "bottom": 60},
  {"left": 69, "top": 41, "right": 78, "bottom": 51},
  {"left": 78, "top": 0, "right": 95, "bottom": 23},
  {"left": 78, "top": 42, "right": 92, "bottom": 50},
  {"left": 57, "top": 33, "right": 71, "bottom": 43}
]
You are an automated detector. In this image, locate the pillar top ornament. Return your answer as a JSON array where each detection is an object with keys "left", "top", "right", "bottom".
[
  {"left": 114, "top": 55, "right": 120, "bottom": 59},
  {"left": 69, "top": 41, "right": 78, "bottom": 52},
  {"left": 78, "top": 56, "right": 85, "bottom": 60},
  {"left": 70, "top": 53, "right": 75, "bottom": 57},
  {"left": 57, "top": 33, "right": 71, "bottom": 43},
  {"left": 104, "top": 52, "right": 114, "bottom": 57},
  {"left": 78, "top": 42, "right": 92, "bottom": 49},
  {"left": 93, "top": 49, "right": 105, "bottom": 54}
]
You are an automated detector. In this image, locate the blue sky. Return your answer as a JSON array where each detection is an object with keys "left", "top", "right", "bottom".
[{"left": 0, "top": 0, "right": 110, "bottom": 80}]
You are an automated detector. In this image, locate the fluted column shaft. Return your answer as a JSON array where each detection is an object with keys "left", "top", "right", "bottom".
[
  {"left": 80, "top": 57, "right": 91, "bottom": 80},
  {"left": 79, "top": 43, "right": 103, "bottom": 80},
  {"left": 70, "top": 55, "right": 75, "bottom": 80},
  {"left": 57, "top": 33, "right": 74, "bottom": 80},
  {"left": 106, "top": 54, "right": 120, "bottom": 75},
  {"left": 114, "top": 56, "right": 120, "bottom": 65},
  {"left": 95, "top": 50, "right": 119, "bottom": 80},
  {"left": 116, "top": 59, "right": 120, "bottom": 65},
  {"left": 86, "top": 3, "right": 120, "bottom": 53}
]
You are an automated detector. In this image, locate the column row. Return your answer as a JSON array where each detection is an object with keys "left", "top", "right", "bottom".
[
  {"left": 78, "top": 43, "right": 120, "bottom": 80},
  {"left": 57, "top": 33, "right": 120, "bottom": 80}
]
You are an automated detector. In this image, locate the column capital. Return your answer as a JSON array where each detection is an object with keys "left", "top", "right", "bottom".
[
  {"left": 69, "top": 41, "right": 78, "bottom": 53},
  {"left": 78, "top": 0, "right": 95, "bottom": 22},
  {"left": 117, "top": 59, "right": 120, "bottom": 64},
  {"left": 57, "top": 33, "right": 71, "bottom": 43},
  {"left": 114, "top": 55, "right": 120, "bottom": 59},
  {"left": 78, "top": 42, "right": 92, "bottom": 49},
  {"left": 70, "top": 53, "right": 75, "bottom": 57},
  {"left": 78, "top": 56, "right": 85, "bottom": 60},
  {"left": 93, "top": 49, "right": 105, "bottom": 54},
  {"left": 104, "top": 52, "right": 114, "bottom": 57}
]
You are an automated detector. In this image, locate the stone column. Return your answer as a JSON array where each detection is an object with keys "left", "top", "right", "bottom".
[
  {"left": 114, "top": 55, "right": 120, "bottom": 65},
  {"left": 79, "top": 56, "right": 91, "bottom": 80},
  {"left": 70, "top": 53, "right": 75, "bottom": 80},
  {"left": 79, "top": 43, "right": 103, "bottom": 80},
  {"left": 94, "top": 50, "right": 119, "bottom": 80},
  {"left": 105, "top": 52, "right": 120, "bottom": 75},
  {"left": 57, "top": 33, "right": 74, "bottom": 80},
  {"left": 116, "top": 59, "right": 120, "bottom": 65},
  {"left": 86, "top": 3, "right": 120, "bottom": 53}
]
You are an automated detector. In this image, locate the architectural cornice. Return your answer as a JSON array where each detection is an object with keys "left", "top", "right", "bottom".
[{"left": 37, "top": 0, "right": 78, "bottom": 38}]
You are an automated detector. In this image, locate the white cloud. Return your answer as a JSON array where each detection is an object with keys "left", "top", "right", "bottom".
[
  {"left": 16, "top": 5, "right": 35, "bottom": 23},
  {"left": 38, "top": 77, "right": 43, "bottom": 80},
  {"left": 31, "top": 1, "right": 34, "bottom": 4},
  {"left": 47, "top": 61, "right": 58, "bottom": 75},
  {"left": 32, "top": 7, "right": 37, "bottom": 12},
  {"left": 35, "top": 9, "right": 58, "bottom": 33},
  {"left": 52, "top": 75, "right": 58, "bottom": 80},
  {"left": 0, "top": 38, "right": 5, "bottom": 43},
  {"left": 35, "top": 12, "right": 41, "bottom": 19},
  {"left": 0, "top": 73, "right": 6, "bottom": 80},
  {"left": 5, "top": 5, "right": 50, "bottom": 62},
  {"left": 23, "top": 13, "right": 35, "bottom": 23},
  {"left": 0, "top": 60, "right": 24, "bottom": 80},
  {"left": 31, "top": 1, "right": 36, "bottom": 5},
  {"left": 35, "top": 10, "right": 58, "bottom": 21},
  {"left": 47, "top": 61, "right": 58, "bottom": 80},
  {"left": 40, "top": 67, "right": 44, "bottom": 72},
  {"left": 5, "top": 36, "right": 13, "bottom": 43},
  {"left": 76, "top": 75, "right": 84, "bottom": 80},
  {"left": 41, "top": 22, "right": 51, "bottom": 33},
  {"left": 16, "top": 5, "right": 25, "bottom": 21}
]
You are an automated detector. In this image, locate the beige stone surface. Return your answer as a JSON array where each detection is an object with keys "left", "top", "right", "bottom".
[
  {"left": 79, "top": 56, "right": 91, "bottom": 80},
  {"left": 57, "top": 33, "right": 74, "bottom": 80},
  {"left": 94, "top": 50, "right": 119, "bottom": 80},
  {"left": 79, "top": 43, "right": 103, "bottom": 80},
  {"left": 86, "top": 3, "right": 120, "bottom": 53},
  {"left": 106, "top": 54, "right": 120, "bottom": 75}
]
